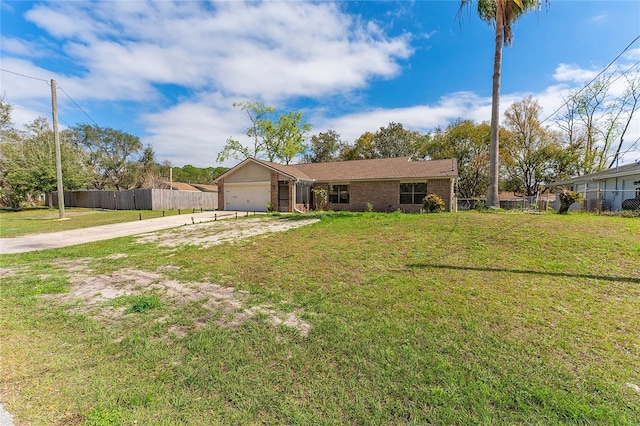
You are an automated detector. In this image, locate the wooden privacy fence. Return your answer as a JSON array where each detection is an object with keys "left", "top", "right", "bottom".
[{"left": 48, "top": 189, "right": 218, "bottom": 211}]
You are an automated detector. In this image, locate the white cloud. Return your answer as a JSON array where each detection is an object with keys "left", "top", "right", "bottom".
[
  {"left": 319, "top": 91, "right": 490, "bottom": 143},
  {"left": 19, "top": 1, "right": 412, "bottom": 103},
  {"left": 553, "top": 63, "right": 599, "bottom": 84},
  {"left": 0, "top": 37, "right": 46, "bottom": 58},
  {"left": 5, "top": 1, "right": 639, "bottom": 168},
  {"left": 141, "top": 93, "right": 262, "bottom": 168},
  {"left": 4, "top": 0, "right": 415, "bottom": 167},
  {"left": 0, "top": 58, "right": 52, "bottom": 99},
  {"left": 623, "top": 47, "right": 640, "bottom": 62},
  {"left": 588, "top": 14, "right": 608, "bottom": 25}
]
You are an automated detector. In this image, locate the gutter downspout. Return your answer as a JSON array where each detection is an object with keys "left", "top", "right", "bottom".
[{"left": 450, "top": 178, "right": 457, "bottom": 212}]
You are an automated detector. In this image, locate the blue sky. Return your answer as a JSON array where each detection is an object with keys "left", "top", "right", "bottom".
[{"left": 1, "top": 0, "right": 639, "bottom": 168}]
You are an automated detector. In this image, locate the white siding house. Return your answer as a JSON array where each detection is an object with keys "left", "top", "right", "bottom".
[{"left": 550, "top": 162, "right": 640, "bottom": 212}]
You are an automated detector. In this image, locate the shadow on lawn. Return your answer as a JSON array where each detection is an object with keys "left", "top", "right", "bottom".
[{"left": 407, "top": 263, "right": 640, "bottom": 284}]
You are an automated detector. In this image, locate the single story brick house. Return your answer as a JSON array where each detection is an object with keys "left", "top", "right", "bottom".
[
  {"left": 214, "top": 157, "right": 458, "bottom": 213},
  {"left": 549, "top": 161, "right": 640, "bottom": 212}
]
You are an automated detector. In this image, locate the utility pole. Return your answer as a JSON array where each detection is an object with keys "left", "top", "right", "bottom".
[
  {"left": 169, "top": 167, "right": 173, "bottom": 210},
  {"left": 51, "top": 79, "right": 65, "bottom": 219}
]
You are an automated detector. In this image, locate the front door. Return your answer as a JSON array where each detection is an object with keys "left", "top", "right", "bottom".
[{"left": 278, "top": 181, "right": 289, "bottom": 212}]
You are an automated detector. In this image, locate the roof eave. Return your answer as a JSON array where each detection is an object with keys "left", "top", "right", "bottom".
[
  {"left": 550, "top": 168, "right": 640, "bottom": 186},
  {"left": 313, "top": 175, "right": 457, "bottom": 183}
]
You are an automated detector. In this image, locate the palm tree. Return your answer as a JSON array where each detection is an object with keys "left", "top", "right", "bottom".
[{"left": 459, "top": 0, "right": 547, "bottom": 207}]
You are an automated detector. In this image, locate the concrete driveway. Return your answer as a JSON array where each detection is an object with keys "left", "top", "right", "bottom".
[{"left": 0, "top": 211, "right": 259, "bottom": 254}]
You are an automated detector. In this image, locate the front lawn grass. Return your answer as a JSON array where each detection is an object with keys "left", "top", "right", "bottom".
[
  {"left": 1, "top": 212, "right": 638, "bottom": 424},
  {"left": 0, "top": 207, "right": 196, "bottom": 238}
]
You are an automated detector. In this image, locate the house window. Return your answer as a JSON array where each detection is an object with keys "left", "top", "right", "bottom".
[
  {"left": 400, "top": 182, "right": 427, "bottom": 204},
  {"left": 329, "top": 184, "right": 349, "bottom": 204}
]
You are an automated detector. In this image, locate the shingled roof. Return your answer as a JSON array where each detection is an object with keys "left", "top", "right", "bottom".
[
  {"left": 251, "top": 157, "right": 458, "bottom": 182},
  {"left": 550, "top": 162, "right": 640, "bottom": 186}
]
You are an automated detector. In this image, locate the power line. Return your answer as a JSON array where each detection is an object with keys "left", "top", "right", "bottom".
[
  {"left": 620, "top": 137, "right": 640, "bottom": 157},
  {"left": 57, "top": 84, "right": 99, "bottom": 126},
  {"left": 540, "top": 34, "right": 640, "bottom": 125},
  {"left": 606, "top": 60, "right": 640, "bottom": 87},
  {"left": 0, "top": 68, "right": 49, "bottom": 84},
  {"left": 1, "top": 67, "right": 100, "bottom": 127}
]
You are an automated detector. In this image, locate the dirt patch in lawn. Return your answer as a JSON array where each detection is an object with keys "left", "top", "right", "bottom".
[
  {"left": 42, "top": 217, "right": 318, "bottom": 337},
  {"left": 0, "top": 267, "right": 20, "bottom": 279},
  {"left": 135, "top": 217, "right": 319, "bottom": 248},
  {"left": 43, "top": 264, "right": 311, "bottom": 337}
]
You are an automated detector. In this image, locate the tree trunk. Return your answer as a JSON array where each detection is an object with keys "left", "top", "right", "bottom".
[{"left": 487, "top": 0, "right": 504, "bottom": 208}]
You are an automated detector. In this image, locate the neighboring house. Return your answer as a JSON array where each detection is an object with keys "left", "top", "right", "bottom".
[
  {"left": 550, "top": 161, "right": 640, "bottom": 212},
  {"left": 214, "top": 157, "right": 458, "bottom": 213},
  {"left": 191, "top": 184, "right": 219, "bottom": 193},
  {"left": 162, "top": 181, "right": 219, "bottom": 193},
  {"left": 164, "top": 181, "right": 200, "bottom": 191}
]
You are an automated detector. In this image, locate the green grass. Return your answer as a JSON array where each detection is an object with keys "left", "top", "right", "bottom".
[
  {"left": 0, "top": 211, "right": 639, "bottom": 425},
  {"left": 0, "top": 207, "right": 203, "bottom": 238}
]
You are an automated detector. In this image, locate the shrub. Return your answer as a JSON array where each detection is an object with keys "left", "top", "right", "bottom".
[
  {"left": 312, "top": 188, "right": 328, "bottom": 211},
  {"left": 423, "top": 193, "right": 445, "bottom": 213},
  {"left": 557, "top": 188, "right": 583, "bottom": 214}
]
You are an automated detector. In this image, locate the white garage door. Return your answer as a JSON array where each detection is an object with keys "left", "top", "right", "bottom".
[{"left": 225, "top": 182, "right": 271, "bottom": 211}]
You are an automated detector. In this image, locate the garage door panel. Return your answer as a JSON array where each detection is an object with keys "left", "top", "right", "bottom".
[{"left": 225, "top": 183, "right": 270, "bottom": 211}]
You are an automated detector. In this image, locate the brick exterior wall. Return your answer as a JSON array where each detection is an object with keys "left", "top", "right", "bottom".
[
  {"left": 288, "top": 180, "right": 294, "bottom": 213},
  {"left": 425, "top": 179, "right": 453, "bottom": 212},
  {"left": 314, "top": 179, "right": 453, "bottom": 212},
  {"left": 270, "top": 172, "right": 279, "bottom": 211},
  {"left": 217, "top": 179, "right": 224, "bottom": 210}
]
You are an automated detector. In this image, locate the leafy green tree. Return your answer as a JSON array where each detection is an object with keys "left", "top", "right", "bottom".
[
  {"left": 71, "top": 124, "right": 144, "bottom": 190},
  {"left": 0, "top": 94, "right": 16, "bottom": 141},
  {"left": 422, "top": 120, "right": 491, "bottom": 200},
  {"left": 341, "top": 123, "right": 423, "bottom": 160},
  {"left": 0, "top": 117, "right": 90, "bottom": 207},
  {"left": 268, "top": 111, "right": 311, "bottom": 164},
  {"left": 127, "top": 144, "right": 173, "bottom": 189},
  {"left": 172, "top": 165, "right": 228, "bottom": 184},
  {"left": 340, "top": 131, "right": 376, "bottom": 160},
  {"left": 303, "top": 130, "right": 345, "bottom": 163},
  {"left": 459, "top": 0, "right": 548, "bottom": 207},
  {"left": 372, "top": 122, "right": 422, "bottom": 158},
  {"left": 217, "top": 101, "right": 310, "bottom": 164},
  {"left": 502, "top": 97, "right": 562, "bottom": 196},
  {"left": 217, "top": 101, "right": 276, "bottom": 162}
]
